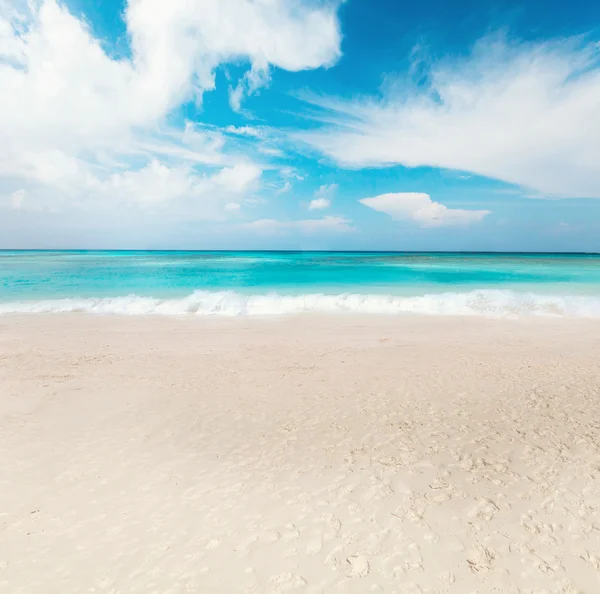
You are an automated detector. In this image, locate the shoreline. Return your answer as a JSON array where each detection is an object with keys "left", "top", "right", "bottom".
[
  {"left": 2, "top": 315, "right": 600, "bottom": 593},
  {"left": 2, "top": 286, "right": 600, "bottom": 319},
  {"left": 2, "top": 309, "right": 600, "bottom": 334}
]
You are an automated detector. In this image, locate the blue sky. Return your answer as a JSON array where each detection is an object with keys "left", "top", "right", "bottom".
[{"left": 1, "top": 0, "right": 599, "bottom": 251}]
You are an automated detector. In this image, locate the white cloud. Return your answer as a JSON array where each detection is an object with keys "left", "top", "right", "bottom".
[
  {"left": 108, "top": 161, "right": 197, "bottom": 205},
  {"left": 105, "top": 161, "right": 260, "bottom": 206},
  {"left": 280, "top": 167, "right": 305, "bottom": 181},
  {"left": 229, "top": 62, "right": 271, "bottom": 112},
  {"left": 308, "top": 197, "right": 331, "bottom": 210},
  {"left": 258, "top": 146, "right": 285, "bottom": 157},
  {"left": 243, "top": 196, "right": 267, "bottom": 207},
  {"left": 3, "top": 155, "right": 261, "bottom": 216},
  {"left": 228, "top": 85, "right": 246, "bottom": 114},
  {"left": 0, "top": 0, "right": 342, "bottom": 223},
  {"left": 211, "top": 163, "right": 262, "bottom": 193},
  {"left": 276, "top": 180, "right": 292, "bottom": 195},
  {"left": 301, "top": 35, "right": 600, "bottom": 199},
  {"left": 308, "top": 183, "right": 337, "bottom": 209},
  {"left": 225, "top": 125, "right": 264, "bottom": 138},
  {"left": 360, "top": 192, "right": 490, "bottom": 228},
  {"left": 9, "top": 189, "right": 26, "bottom": 210},
  {"left": 243, "top": 216, "right": 353, "bottom": 234}
]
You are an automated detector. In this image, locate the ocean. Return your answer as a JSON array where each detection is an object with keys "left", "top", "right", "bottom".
[{"left": 1, "top": 251, "right": 600, "bottom": 317}]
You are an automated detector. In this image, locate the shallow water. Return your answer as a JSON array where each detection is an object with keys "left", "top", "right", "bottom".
[{"left": 1, "top": 251, "right": 599, "bottom": 317}]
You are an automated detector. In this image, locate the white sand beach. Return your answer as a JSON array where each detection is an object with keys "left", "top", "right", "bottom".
[{"left": 1, "top": 314, "right": 600, "bottom": 593}]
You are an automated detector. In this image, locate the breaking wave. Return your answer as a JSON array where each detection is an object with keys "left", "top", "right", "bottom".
[{"left": 1, "top": 289, "right": 600, "bottom": 318}]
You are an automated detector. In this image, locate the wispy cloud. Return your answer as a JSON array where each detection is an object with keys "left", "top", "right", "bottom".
[
  {"left": 258, "top": 146, "right": 286, "bottom": 158},
  {"left": 308, "top": 183, "right": 338, "bottom": 209},
  {"left": 243, "top": 216, "right": 353, "bottom": 234},
  {"left": 276, "top": 180, "right": 293, "bottom": 195},
  {"left": 224, "top": 126, "right": 265, "bottom": 138},
  {"left": 360, "top": 192, "right": 490, "bottom": 227},
  {"left": 299, "top": 35, "right": 600, "bottom": 199}
]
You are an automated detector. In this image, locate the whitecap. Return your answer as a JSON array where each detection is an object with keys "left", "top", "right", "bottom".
[{"left": 1, "top": 289, "right": 600, "bottom": 318}]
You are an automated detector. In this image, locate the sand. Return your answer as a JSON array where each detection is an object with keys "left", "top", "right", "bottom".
[{"left": 1, "top": 314, "right": 600, "bottom": 594}]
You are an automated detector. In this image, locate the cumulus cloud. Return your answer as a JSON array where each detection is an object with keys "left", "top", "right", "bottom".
[
  {"left": 360, "top": 193, "right": 490, "bottom": 227},
  {"left": 0, "top": 0, "right": 342, "bottom": 221},
  {"left": 243, "top": 216, "right": 353, "bottom": 233},
  {"left": 300, "top": 35, "right": 600, "bottom": 199},
  {"left": 211, "top": 163, "right": 262, "bottom": 193},
  {"left": 308, "top": 198, "right": 330, "bottom": 210},
  {"left": 308, "top": 183, "right": 337, "bottom": 209},
  {"left": 107, "top": 161, "right": 261, "bottom": 206}
]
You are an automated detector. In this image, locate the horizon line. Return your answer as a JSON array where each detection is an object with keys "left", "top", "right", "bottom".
[{"left": 1, "top": 249, "right": 599, "bottom": 256}]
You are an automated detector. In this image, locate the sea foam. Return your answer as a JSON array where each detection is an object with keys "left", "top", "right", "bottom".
[{"left": 1, "top": 289, "right": 600, "bottom": 317}]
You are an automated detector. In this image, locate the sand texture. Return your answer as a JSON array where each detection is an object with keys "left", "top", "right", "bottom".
[{"left": 1, "top": 314, "right": 600, "bottom": 593}]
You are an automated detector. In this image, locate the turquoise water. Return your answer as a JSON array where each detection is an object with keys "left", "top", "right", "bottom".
[{"left": 1, "top": 251, "right": 600, "bottom": 317}]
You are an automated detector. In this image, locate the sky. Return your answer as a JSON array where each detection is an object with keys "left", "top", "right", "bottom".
[{"left": 1, "top": 0, "right": 600, "bottom": 251}]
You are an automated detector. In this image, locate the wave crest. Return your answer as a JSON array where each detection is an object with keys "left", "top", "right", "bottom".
[{"left": 1, "top": 289, "right": 600, "bottom": 317}]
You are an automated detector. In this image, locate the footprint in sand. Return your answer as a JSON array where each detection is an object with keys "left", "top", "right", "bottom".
[
  {"left": 468, "top": 497, "right": 500, "bottom": 525},
  {"left": 205, "top": 537, "right": 222, "bottom": 550},
  {"left": 342, "top": 554, "right": 370, "bottom": 578},
  {"left": 438, "top": 571, "right": 455, "bottom": 585},
  {"left": 268, "top": 573, "right": 307, "bottom": 591},
  {"left": 281, "top": 524, "right": 300, "bottom": 541},
  {"left": 306, "top": 537, "right": 323, "bottom": 555},
  {"left": 467, "top": 545, "right": 497, "bottom": 573}
]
